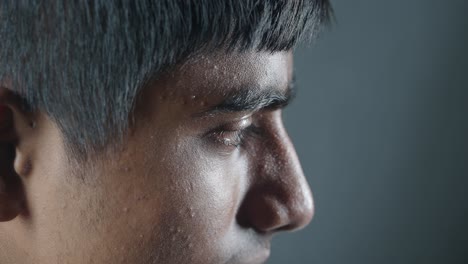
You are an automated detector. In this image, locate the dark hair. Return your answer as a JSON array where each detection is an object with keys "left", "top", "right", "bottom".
[{"left": 0, "top": 0, "right": 332, "bottom": 160}]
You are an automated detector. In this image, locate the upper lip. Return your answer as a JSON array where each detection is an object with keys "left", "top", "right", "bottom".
[
  {"left": 230, "top": 241, "right": 271, "bottom": 264},
  {"left": 223, "top": 229, "right": 273, "bottom": 264},
  {"left": 242, "top": 247, "right": 271, "bottom": 263}
]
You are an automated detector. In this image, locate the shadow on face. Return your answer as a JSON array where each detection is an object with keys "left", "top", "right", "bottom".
[{"left": 0, "top": 51, "right": 314, "bottom": 264}]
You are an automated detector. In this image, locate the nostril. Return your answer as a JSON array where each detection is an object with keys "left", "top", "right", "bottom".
[
  {"left": 236, "top": 189, "right": 314, "bottom": 234},
  {"left": 237, "top": 194, "right": 291, "bottom": 233},
  {"left": 237, "top": 186, "right": 315, "bottom": 235}
]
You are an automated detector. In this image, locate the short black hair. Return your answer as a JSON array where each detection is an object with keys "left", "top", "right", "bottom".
[{"left": 0, "top": 0, "right": 332, "bottom": 160}]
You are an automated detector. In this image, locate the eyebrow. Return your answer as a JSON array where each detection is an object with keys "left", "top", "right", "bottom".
[{"left": 194, "top": 80, "right": 296, "bottom": 117}]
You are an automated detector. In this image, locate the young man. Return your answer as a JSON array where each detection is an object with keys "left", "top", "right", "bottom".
[{"left": 0, "top": 1, "right": 332, "bottom": 263}]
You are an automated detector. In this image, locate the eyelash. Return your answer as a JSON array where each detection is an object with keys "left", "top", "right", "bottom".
[{"left": 210, "top": 124, "right": 260, "bottom": 149}]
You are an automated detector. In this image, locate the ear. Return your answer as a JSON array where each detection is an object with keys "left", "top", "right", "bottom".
[{"left": 0, "top": 87, "right": 31, "bottom": 221}]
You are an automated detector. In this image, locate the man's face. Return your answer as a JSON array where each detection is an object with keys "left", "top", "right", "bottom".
[{"left": 1, "top": 51, "right": 313, "bottom": 263}]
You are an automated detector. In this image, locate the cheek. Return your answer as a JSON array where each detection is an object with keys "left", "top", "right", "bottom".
[
  {"left": 48, "top": 134, "right": 249, "bottom": 263},
  {"left": 152, "top": 143, "right": 248, "bottom": 262}
]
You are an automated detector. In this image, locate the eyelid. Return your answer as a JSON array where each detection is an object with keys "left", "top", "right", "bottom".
[
  {"left": 222, "top": 116, "right": 252, "bottom": 131},
  {"left": 204, "top": 115, "right": 255, "bottom": 150}
]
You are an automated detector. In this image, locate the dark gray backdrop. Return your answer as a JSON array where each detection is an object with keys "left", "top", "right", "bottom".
[{"left": 270, "top": 0, "right": 468, "bottom": 263}]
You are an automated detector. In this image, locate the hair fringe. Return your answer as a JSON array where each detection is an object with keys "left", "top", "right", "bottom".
[{"left": 0, "top": 0, "right": 333, "bottom": 160}]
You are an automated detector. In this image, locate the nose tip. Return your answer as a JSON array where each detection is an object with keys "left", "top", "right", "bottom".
[{"left": 284, "top": 182, "right": 315, "bottom": 232}]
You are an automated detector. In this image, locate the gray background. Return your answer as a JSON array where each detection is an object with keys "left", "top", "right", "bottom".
[{"left": 271, "top": 0, "right": 468, "bottom": 263}]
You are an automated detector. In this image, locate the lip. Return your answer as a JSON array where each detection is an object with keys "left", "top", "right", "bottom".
[{"left": 235, "top": 246, "right": 271, "bottom": 264}]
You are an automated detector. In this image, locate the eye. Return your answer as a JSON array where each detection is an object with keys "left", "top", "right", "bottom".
[
  {"left": 207, "top": 117, "right": 260, "bottom": 149},
  {"left": 211, "top": 130, "right": 246, "bottom": 148}
]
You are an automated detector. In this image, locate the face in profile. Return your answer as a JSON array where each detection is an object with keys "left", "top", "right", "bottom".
[{"left": 0, "top": 51, "right": 313, "bottom": 263}]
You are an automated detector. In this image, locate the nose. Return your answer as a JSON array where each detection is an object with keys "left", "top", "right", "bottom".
[{"left": 236, "top": 121, "right": 314, "bottom": 233}]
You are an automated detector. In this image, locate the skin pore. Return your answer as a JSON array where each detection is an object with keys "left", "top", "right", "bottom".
[{"left": 0, "top": 51, "right": 313, "bottom": 263}]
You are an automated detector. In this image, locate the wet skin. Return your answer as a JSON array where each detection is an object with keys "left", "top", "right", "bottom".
[{"left": 0, "top": 51, "right": 313, "bottom": 263}]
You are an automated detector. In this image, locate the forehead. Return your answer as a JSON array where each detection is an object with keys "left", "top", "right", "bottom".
[{"left": 160, "top": 51, "right": 293, "bottom": 96}]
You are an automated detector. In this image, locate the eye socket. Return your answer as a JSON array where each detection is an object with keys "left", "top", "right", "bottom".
[
  {"left": 207, "top": 117, "right": 260, "bottom": 150},
  {"left": 211, "top": 130, "right": 246, "bottom": 148}
]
